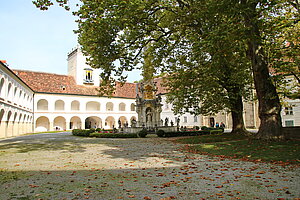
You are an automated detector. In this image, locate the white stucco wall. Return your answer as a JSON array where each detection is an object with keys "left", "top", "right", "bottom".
[
  {"left": 0, "top": 63, "right": 34, "bottom": 138},
  {"left": 34, "top": 93, "right": 137, "bottom": 132}
]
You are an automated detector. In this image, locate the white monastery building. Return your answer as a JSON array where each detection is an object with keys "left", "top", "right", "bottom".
[{"left": 0, "top": 47, "right": 299, "bottom": 138}]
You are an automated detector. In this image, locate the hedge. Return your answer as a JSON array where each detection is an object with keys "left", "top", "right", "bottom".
[{"left": 72, "top": 129, "right": 94, "bottom": 137}]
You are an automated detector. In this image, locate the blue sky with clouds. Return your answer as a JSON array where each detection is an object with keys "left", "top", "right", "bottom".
[{"left": 0, "top": 1, "right": 141, "bottom": 82}]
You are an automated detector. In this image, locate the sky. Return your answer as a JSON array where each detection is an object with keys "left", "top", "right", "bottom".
[{"left": 0, "top": 1, "right": 141, "bottom": 82}]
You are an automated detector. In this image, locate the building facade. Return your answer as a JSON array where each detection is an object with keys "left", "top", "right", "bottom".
[
  {"left": 0, "top": 61, "right": 34, "bottom": 138},
  {"left": 0, "top": 47, "right": 299, "bottom": 139}
]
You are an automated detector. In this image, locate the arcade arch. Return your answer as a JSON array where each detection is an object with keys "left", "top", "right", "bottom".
[
  {"left": 37, "top": 99, "right": 48, "bottom": 110},
  {"left": 118, "top": 116, "right": 128, "bottom": 127},
  {"left": 130, "top": 103, "right": 135, "bottom": 111},
  {"left": 105, "top": 116, "right": 115, "bottom": 129},
  {"left": 0, "top": 78, "right": 4, "bottom": 98},
  {"left": 70, "top": 116, "right": 81, "bottom": 129},
  {"left": 85, "top": 116, "right": 102, "bottom": 129},
  {"left": 86, "top": 101, "right": 100, "bottom": 111},
  {"left": 119, "top": 103, "right": 126, "bottom": 111},
  {"left": 35, "top": 116, "right": 50, "bottom": 132},
  {"left": 55, "top": 100, "right": 65, "bottom": 111},
  {"left": 106, "top": 102, "right": 114, "bottom": 111},
  {"left": 71, "top": 100, "right": 80, "bottom": 111},
  {"left": 54, "top": 116, "right": 66, "bottom": 130}
]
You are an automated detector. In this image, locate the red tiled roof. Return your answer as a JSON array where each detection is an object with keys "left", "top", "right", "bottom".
[
  {"left": 154, "top": 77, "right": 169, "bottom": 94},
  {"left": 13, "top": 70, "right": 136, "bottom": 98}
]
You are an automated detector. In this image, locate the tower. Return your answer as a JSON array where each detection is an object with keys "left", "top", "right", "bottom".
[{"left": 67, "top": 46, "right": 101, "bottom": 86}]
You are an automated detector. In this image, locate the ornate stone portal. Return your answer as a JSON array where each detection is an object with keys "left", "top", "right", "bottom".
[{"left": 135, "top": 80, "right": 162, "bottom": 129}]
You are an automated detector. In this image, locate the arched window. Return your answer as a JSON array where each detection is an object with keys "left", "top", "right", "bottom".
[
  {"left": 130, "top": 103, "right": 135, "bottom": 111},
  {"left": 37, "top": 99, "right": 48, "bottom": 110},
  {"left": 119, "top": 103, "right": 126, "bottom": 111},
  {"left": 7, "top": 83, "right": 12, "bottom": 100},
  {"left": 55, "top": 100, "right": 65, "bottom": 111},
  {"left": 106, "top": 102, "right": 114, "bottom": 111},
  {"left": 71, "top": 100, "right": 80, "bottom": 111},
  {"left": 83, "top": 68, "right": 94, "bottom": 84},
  {"left": 86, "top": 101, "right": 100, "bottom": 111},
  {"left": 35, "top": 116, "right": 50, "bottom": 132},
  {"left": 13, "top": 87, "right": 17, "bottom": 102},
  {"left": 0, "top": 78, "right": 4, "bottom": 98}
]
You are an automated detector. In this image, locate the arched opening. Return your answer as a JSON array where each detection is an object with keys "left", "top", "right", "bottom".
[
  {"left": 85, "top": 116, "right": 102, "bottom": 129},
  {"left": 55, "top": 100, "right": 65, "bottom": 111},
  {"left": 118, "top": 116, "right": 128, "bottom": 128},
  {"left": 86, "top": 101, "right": 100, "bottom": 111},
  {"left": 130, "top": 116, "right": 137, "bottom": 127},
  {"left": 70, "top": 116, "right": 82, "bottom": 129},
  {"left": 105, "top": 116, "right": 115, "bottom": 129},
  {"left": 7, "top": 83, "right": 12, "bottom": 100},
  {"left": 54, "top": 116, "right": 66, "bottom": 130},
  {"left": 130, "top": 103, "right": 135, "bottom": 111},
  {"left": 19, "top": 90, "right": 23, "bottom": 103},
  {"left": 0, "top": 78, "right": 4, "bottom": 98},
  {"left": 37, "top": 99, "right": 48, "bottom": 110},
  {"left": 106, "top": 102, "right": 114, "bottom": 111},
  {"left": 13, "top": 113, "right": 18, "bottom": 136},
  {"left": 6, "top": 111, "right": 12, "bottom": 137},
  {"left": 209, "top": 117, "right": 215, "bottom": 127},
  {"left": 0, "top": 109, "right": 5, "bottom": 137},
  {"left": 119, "top": 103, "right": 126, "bottom": 111},
  {"left": 0, "top": 109, "right": 4, "bottom": 125},
  {"left": 71, "top": 100, "right": 80, "bottom": 111},
  {"left": 13, "top": 87, "right": 18, "bottom": 101},
  {"left": 35, "top": 116, "right": 50, "bottom": 132}
]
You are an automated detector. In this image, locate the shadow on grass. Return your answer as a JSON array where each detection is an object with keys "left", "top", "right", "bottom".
[{"left": 175, "top": 134, "right": 300, "bottom": 164}]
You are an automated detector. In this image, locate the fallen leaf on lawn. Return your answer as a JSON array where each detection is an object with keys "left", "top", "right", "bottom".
[{"left": 257, "top": 171, "right": 266, "bottom": 174}]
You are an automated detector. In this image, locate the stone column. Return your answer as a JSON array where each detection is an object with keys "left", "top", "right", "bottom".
[{"left": 49, "top": 121, "right": 54, "bottom": 131}]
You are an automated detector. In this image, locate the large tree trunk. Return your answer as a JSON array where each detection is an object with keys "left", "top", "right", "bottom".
[
  {"left": 229, "top": 94, "right": 248, "bottom": 135},
  {"left": 242, "top": 1, "right": 284, "bottom": 140}
]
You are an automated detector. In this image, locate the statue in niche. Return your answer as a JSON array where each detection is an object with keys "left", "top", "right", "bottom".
[
  {"left": 177, "top": 117, "right": 180, "bottom": 127},
  {"left": 164, "top": 117, "right": 169, "bottom": 126},
  {"left": 170, "top": 120, "right": 174, "bottom": 127}
]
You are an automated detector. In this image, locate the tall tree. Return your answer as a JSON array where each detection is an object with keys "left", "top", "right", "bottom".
[{"left": 33, "top": 0, "right": 298, "bottom": 140}]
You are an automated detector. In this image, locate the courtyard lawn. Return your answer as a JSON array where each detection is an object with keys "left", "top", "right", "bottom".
[
  {"left": 175, "top": 134, "right": 300, "bottom": 165},
  {"left": 24, "top": 130, "right": 68, "bottom": 135}
]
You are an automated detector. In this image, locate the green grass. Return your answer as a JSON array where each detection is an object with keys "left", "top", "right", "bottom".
[
  {"left": 175, "top": 133, "right": 300, "bottom": 165},
  {"left": 24, "top": 130, "right": 68, "bottom": 135}
]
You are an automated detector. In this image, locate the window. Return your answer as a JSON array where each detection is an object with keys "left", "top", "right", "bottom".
[
  {"left": 194, "top": 116, "right": 198, "bottom": 122},
  {"left": 183, "top": 116, "right": 187, "bottom": 123},
  {"left": 119, "top": 103, "right": 126, "bottom": 111},
  {"left": 285, "top": 107, "right": 293, "bottom": 115},
  {"left": 130, "top": 103, "right": 135, "bottom": 111},
  {"left": 285, "top": 120, "right": 294, "bottom": 127},
  {"left": 83, "top": 68, "right": 94, "bottom": 84}
]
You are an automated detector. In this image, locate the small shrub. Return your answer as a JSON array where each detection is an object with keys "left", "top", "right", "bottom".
[
  {"left": 72, "top": 129, "right": 93, "bottom": 137},
  {"left": 96, "top": 128, "right": 102, "bottom": 132},
  {"left": 201, "top": 126, "right": 208, "bottom": 130},
  {"left": 137, "top": 129, "right": 148, "bottom": 138},
  {"left": 156, "top": 130, "right": 165, "bottom": 137}
]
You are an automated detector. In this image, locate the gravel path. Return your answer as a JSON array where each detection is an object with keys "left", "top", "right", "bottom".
[{"left": 0, "top": 132, "right": 299, "bottom": 200}]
